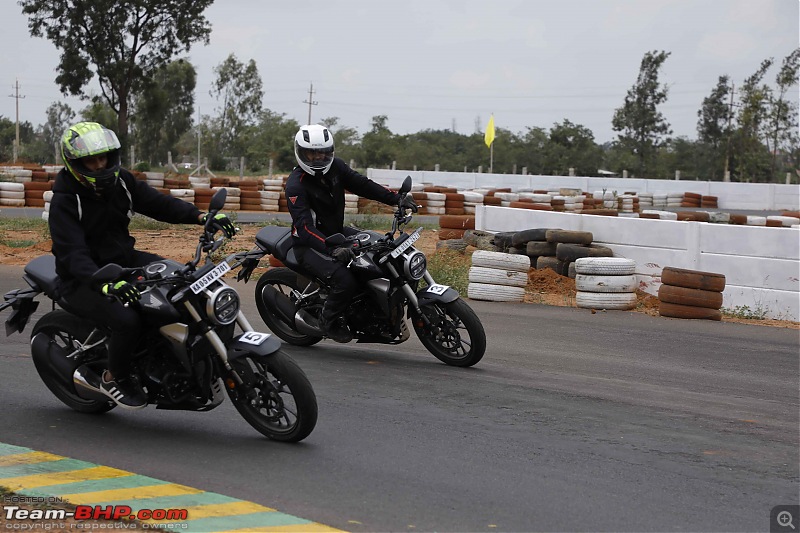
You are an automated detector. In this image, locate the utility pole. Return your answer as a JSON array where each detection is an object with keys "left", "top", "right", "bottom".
[
  {"left": 723, "top": 82, "right": 737, "bottom": 182},
  {"left": 303, "top": 82, "right": 318, "bottom": 125},
  {"left": 8, "top": 78, "right": 25, "bottom": 163}
]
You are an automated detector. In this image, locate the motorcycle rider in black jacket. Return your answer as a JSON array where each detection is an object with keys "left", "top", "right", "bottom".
[
  {"left": 48, "top": 122, "right": 236, "bottom": 409},
  {"left": 285, "top": 124, "right": 416, "bottom": 342}
]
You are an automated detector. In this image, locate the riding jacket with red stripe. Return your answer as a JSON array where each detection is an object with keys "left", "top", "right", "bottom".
[{"left": 285, "top": 158, "right": 399, "bottom": 254}]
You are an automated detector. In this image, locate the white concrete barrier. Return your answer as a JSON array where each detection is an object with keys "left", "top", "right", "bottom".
[
  {"left": 367, "top": 169, "right": 800, "bottom": 210},
  {"left": 475, "top": 205, "right": 800, "bottom": 320}
]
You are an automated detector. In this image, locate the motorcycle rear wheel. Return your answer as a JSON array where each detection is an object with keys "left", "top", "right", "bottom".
[
  {"left": 227, "top": 350, "right": 318, "bottom": 443},
  {"left": 30, "top": 310, "right": 115, "bottom": 414},
  {"left": 254, "top": 268, "right": 323, "bottom": 346},
  {"left": 413, "top": 298, "right": 486, "bottom": 367}
]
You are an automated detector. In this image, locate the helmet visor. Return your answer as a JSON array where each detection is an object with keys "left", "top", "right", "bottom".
[
  {"left": 64, "top": 127, "right": 121, "bottom": 160},
  {"left": 296, "top": 145, "right": 334, "bottom": 171}
]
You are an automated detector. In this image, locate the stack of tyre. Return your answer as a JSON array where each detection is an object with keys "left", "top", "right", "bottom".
[
  {"left": 658, "top": 267, "right": 725, "bottom": 321},
  {"left": 42, "top": 190, "right": 54, "bottom": 221},
  {"left": 23, "top": 179, "right": 52, "bottom": 208},
  {"left": 344, "top": 193, "right": 359, "bottom": 214},
  {"left": 0, "top": 181, "right": 25, "bottom": 207},
  {"left": 143, "top": 171, "right": 165, "bottom": 190},
  {"left": 528, "top": 229, "right": 613, "bottom": 278},
  {"left": 467, "top": 250, "right": 530, "bottom": 303},
  {"left": 574, "top": 257, "right": 638, "bottom": 310},
  {"left": 262, "top": 178, "right": 285, "bottom": 212}
]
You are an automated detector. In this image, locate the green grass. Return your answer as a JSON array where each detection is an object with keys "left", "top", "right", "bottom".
[
  {"left": 424, "top": 249, "right": 470, "bottom": 295},
  {"left": 722, "top": 304, "right": 768, "bottom": 320},
  {"left": 0, "top": 217, "right": 50, "bottom": 246}
]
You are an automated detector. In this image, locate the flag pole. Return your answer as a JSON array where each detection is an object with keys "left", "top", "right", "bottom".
[{"left": 489, "top": 142, "right": 493, "bottom": 174}]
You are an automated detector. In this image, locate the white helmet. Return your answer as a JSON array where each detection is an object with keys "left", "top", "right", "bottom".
[{"left": 294, "top": 124, "right": 335, "bottom": 175}]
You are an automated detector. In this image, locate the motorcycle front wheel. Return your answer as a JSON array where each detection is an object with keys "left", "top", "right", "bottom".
[
  {"left": 254, "top": 268, "right": 323, "bottom": 346},
  {"left": 226, "top": 350, "right": 318, "bottom": 443},
  {"left": 413, "top": 298, "right": 486, "bottom": 367},
  {"left": 30, "top": 310, "right": 115, "bottom": 414}
]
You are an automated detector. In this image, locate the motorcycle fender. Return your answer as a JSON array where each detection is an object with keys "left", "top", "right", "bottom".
[
  {"left": 415, "top": 284, "right": 460, "bottom": 307},
  {"left": 226, "top": 331, "right": 282, "bottom": 361}
]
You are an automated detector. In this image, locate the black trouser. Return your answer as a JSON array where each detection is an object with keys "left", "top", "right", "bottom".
[
  {"left": 60, "top": 251, "right": 163, "bottom": 378},
  {"left": 295, "top": 228, "right": 359, "bottom": 323}
]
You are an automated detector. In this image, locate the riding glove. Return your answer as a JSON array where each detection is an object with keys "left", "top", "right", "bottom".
[
  {"left": 331, "top": 246, "right": 356, "bottom": 265},
  {"left": 101, "top": 280, "right": 141, "bottom": 306},
  {"left": 202, "top": 213, "right": 236, "bottom": 238},
  {"left": 399, "top": 194, "right": 419, "bottom": 213}
]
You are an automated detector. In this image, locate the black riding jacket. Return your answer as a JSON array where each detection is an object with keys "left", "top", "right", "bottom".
[
  {"left": 285, "top": 158, "right": 399, "bottom": 254},
  {"left": 49, "top": 168, "right": 202, "bottom": 285}
]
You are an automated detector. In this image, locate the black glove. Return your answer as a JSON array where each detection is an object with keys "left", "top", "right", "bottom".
[
  {"left": 101, "top": 280, "right": 141, "bottom": 306},
  {"left": 203, "top": 213, "right": 236, "bottom": 238},
  {"left": 331, "top": 246, "right": 355, "bottom": 265},
  {"left": 399, "top": 194, "right": 419, "bottom": 213}
]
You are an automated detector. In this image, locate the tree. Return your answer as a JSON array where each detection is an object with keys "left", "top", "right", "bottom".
[
  {"left": 544, "top": 120, "right": 604, "bottom": 176},
  {"left": 697, "top": 76, "right": 732, "bottom": 180},
  {"left": 735, "top": 59, "right": 774, "bottom": 181},
  {"left": 132, "top": 59, "right": 197, "bottom": 165},
  {"left": 768, "top": 48, "right": 800, "bottom": 180},
  {"left": 611, "top": 50, "right": 672, "bottom": 177},
  {"left": 20, "top": 0, "right": 214, "bottom": 160},
  {"left": 24, "top": 101, "right": 76, "bottom": 164},
  {"left": 361, "top": 115, "right": 396, "bottom": 168},
  {"left": 320, "top": 117, "right": 361, "bottom": 167},
  {"left": 209, "top": 54, "right": 264, "bottom": 161}
]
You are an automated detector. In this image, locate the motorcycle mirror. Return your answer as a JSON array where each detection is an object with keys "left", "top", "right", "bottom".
[
  {"left": 209, "top": 188, "right": 227, "bottom": 211},
  {"left": 92, "top": 263, "right": 123, "bottom": 284},
  {"left": 399, "top": 176, "right": 412, "bottom": 194},
  {"left": 325, "top": 233, "right": 347, "bottom": 247}
]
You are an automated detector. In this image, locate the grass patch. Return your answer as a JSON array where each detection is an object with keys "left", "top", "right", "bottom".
[
  {"left": 128, "top": 214, "right": 172, "bottom": 231},
  {"left": 345, "top": 213, "right": 439, "bottom": 232},
  {"left": 722, "top": 304, "right": 767, "bottom": 320},
  {"left": 0, "top": 218, "right": 50, "bottom": 247},
  {"left": 424, "top": 249, "right": 470, "bottom": 295}
]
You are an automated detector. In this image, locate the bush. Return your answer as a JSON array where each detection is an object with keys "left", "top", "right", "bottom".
[{"left": 134, "top": 161, "right": 151, "bottom": 172}]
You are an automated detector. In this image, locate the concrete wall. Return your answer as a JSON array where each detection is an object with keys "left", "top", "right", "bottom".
[
  {"left": 476, "top": 205, "right": 800, "bottom": 320},
  {"left": 367, "top": 169, "right": 800, "bottom": 210}
]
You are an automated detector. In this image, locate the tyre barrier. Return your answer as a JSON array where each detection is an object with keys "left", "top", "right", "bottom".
[
  {"left": 574, "top": 257, "right": 638, "bottom": 310},
  {"left": 658, "top": 266, "right": 725, "bottom": 320},
  {"left": 467, "top": 250, "right": 530, "bottom": 302}
]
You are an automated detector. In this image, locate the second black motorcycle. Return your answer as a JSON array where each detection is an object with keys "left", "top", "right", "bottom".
[{"left": 236, "top": 176, "right": 486, "bottom": 367}]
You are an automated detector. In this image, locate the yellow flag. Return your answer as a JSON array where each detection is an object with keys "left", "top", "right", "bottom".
[{"left": 484, "top": 114, "right": 495, "bottom": 148}]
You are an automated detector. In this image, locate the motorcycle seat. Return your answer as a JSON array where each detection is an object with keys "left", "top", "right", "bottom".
[
  {"left": 23, "top": 255, "right": 61, "bottom": 300},
  {"left": 254, "top": 226, "right": 292, "bottom": 260}
]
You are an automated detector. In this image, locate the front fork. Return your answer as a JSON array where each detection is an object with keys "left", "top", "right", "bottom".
[{"left": 384, "top": 264, "right": 435, "bottom": 330}]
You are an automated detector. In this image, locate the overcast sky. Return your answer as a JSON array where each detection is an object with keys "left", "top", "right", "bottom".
[{"left": 1, "top": 0, "right": 798, "bottom": 144}]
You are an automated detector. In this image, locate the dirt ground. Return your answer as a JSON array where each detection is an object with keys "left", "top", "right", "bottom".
[{"left": 0, "top": 224, "right": 796, "bottom": 329}]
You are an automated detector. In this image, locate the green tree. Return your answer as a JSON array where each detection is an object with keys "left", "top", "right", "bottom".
[
  {"left": 768, "top": 48, "right": 800, "bottom": 180},
  {"left": 209, "top": 54, "right": 264, "bottom": 161},
  {"left": 735, "top": 59, "right": 774, "bottom": 181},
  {"left": 361, "top": 115, "right": 396, "bottom": 168},
  {"left": 132, "top": 58, "right": 197, "bottom": 166},
  {"left": 697, "top": 76, "right": 732, "bottom": 180},
  {"left": 245, "top": 110, "right": 300, "bottom": 172},
  {"left": 20, "top": 0, "right": 213, "bottom": 160},
  {"left": 0, "top": 117, "right": 35, "bottom": 162},
  {"left": 544, "top": 120, "right": 604, "bottom": 176},
  {"left": 320, "top": 117, "right": 361, "bottom": 167},
  {"left": 611, "top": 50, "right": 672, "bottom": 177}
]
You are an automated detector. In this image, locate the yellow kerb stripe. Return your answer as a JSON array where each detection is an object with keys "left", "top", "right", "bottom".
[
  {"left": 0, "top": 451, "right": 64, "bottom": 467},
  {"left": 1, "top": 466, "right": 131, "bottom": 491},
  {"left": 60, "top": 483, "right": 202, "bottom": 505},
  {"left": 218, "top": 524, "right": 344, "bottom": 533},
  {"left": 141, "top": 501, "right": 276, "bottom": 524}
]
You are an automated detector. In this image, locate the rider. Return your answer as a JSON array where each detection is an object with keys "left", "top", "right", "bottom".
[
  {"left": 285, "top": 124, "right": 417, "bottom": 342},
  {"left": 48, "top": 121, "right": 236, "bottom": 410}
]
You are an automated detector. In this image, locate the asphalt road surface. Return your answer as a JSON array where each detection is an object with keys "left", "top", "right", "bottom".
[{"left": 0, "top": 265, "right": 797, "bottom": 532}]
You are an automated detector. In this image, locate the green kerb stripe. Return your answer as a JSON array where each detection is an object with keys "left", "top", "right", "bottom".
[{"left": 17, "top": 475, "right": 169, "bottom": 497}]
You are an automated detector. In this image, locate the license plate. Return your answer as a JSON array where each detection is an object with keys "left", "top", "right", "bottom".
[
  {"left": 390, "top": 230, "right": 421, "bottom": 258},
  {"left": 190, "top": 262, "right": 231, "bottom": 294}
]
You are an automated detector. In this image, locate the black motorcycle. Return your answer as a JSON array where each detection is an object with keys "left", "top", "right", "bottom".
[
  {"left": 1, "top": 189, "right": 317, "bottom": 443},
  {"left": 236, "top": 176, "right": 486, "bottom": 367}
]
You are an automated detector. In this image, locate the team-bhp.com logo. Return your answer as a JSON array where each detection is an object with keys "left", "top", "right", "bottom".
[{"left": 3, "top": 500, "right": 188, "bottom": 529}]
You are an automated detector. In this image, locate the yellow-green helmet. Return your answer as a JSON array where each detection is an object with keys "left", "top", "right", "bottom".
[{"left": 61, "top": 122, "right": 121, "bottom": 194}]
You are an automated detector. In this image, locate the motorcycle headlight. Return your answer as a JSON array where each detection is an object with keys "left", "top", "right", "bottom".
[
  {"left": 206, "top": 286, "right": 240, "bottom": 325},
  {"left": 404, "top": 251, "right": 427, "bottom": 280}
]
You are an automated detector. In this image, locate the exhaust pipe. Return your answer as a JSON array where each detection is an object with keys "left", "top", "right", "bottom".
[
  {"left": 260, "top": 284, "right": 299, "bottom": 327},
  {"left": 72, "top": 365, "right": 109, "bottom": 401},
  {"left": 295, "top": 309, "right": 323, "bottom": 337},
  {"left": 30, "top": 333, "right": 78, "bottom": 390}
]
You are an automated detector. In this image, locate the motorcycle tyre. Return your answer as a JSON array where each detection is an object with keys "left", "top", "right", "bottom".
[
  {"left": 227, "top": 350, "right": 318, "bottom": 443},
  {"left": 254, "top": 268, "right": 323, "bottom": 346},
  {"left": 414, "top": 298, "right": 486, "bottom": 367},
  {"left": 30, "top": 310, "right": 115, "bottom": 414}
]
